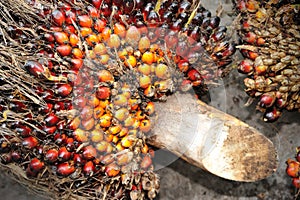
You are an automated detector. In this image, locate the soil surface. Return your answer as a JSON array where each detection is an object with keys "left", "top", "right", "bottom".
[{"left": 1, "top": 0, "right": 299, "bottom": 199}]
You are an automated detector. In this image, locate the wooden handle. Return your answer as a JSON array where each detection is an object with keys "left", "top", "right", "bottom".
[{"left": 147, "top": 92, "right": 278, "bottom": 182}]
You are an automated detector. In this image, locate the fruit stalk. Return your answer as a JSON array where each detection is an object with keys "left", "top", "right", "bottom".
[{"left": 148, "top": 92, "right": 278, "bottom": 182}]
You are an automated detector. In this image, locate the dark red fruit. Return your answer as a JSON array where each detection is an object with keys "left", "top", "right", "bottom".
[
  {"left": 57, "top": 162, "right": 75, "bottom": 176},
  {"left": 51, "top": 9, "right": 66, "bottom": 26},
  {"left": 24, "top": 61, "right": 44, "bottom": 78},
  {"left": 56, "top": 83, "right": 73, "bottom": 97},
  {"left": 58, "top": 146, "right": 72, "bottom": 162},
  {"left": 82, "top": 145, "right": 97, "bottom": 160},
  {"left": 238, "top": 59, "right": 253, "bottom": 74},
  {"left": 15, "top": 125, "right": 32, "bottom": 137},
  {"left": 42, "top": 125, "right": 57, "bottom": 135},
  {"left": 45, "top": 113, "right": 60, "bottom": 126},
  {"left": 83, "top": 161, "right": 95, "bottom": 176},
  {"left": 45, "top": 149, "right": 58, "bottom": 163},
  {"left": 29, "top": 158, "right": 45, "bottom": 173},
  {"left": 11, "top": 151, "right": 22, "bottom": 163},
  {"left": 287, "top": 159, "right": 300, "bottom": 178},
  {"left": 22, "top": 136, "right": 39, "bottom": 149},
  {"left": 263, "top": 107, "right": 281, "bottom": 122},
  {"left": 187, "top": 68, "right": 202, "bottom": 81},
  {"left": 96, "top": 86, "right": 111, "bottom": 100},
  {"left": 259, "top": 92, "right": 276, "bottom": 108},
  {"left": 292, "top": 177, "right": 300, "bottom": 188}
]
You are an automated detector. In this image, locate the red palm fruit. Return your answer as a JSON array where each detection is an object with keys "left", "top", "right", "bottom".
[
  {"left": 64, "top": 25, "right": 76, "bottom": 34},
  {"left": 56, "top": 44, "right": 72, "bottom": 56},
  {"left": 80, "top": 106, "right": 93, "bottom": 120},
  {"left": 57, "top": 162, "right": 75, "bottom": 176},
  {"left": 83, "top": 161, "right": 95, "bottom": 176},
  {"left": 91, "top": 0, "right": 102, "bottom": 9},
  {"left": 96, "top": 86, "right": 111, "bottom": 100},
  {"left": 29, "top": 158, "right": 44, "bottom": 173},
  {"left": 165, "top": 31, "right": 178, "bottom": 49},
  {"left": 78, "top": 15, "right": 93, "bottom": 28},
  {"left": 140, "top": 155, "right": 152, "bottom": 169},
  {"left": 114, "top": 23, "right": 126, "bottom": 38},
  {"left": 126, "top": 25, "right": 141, "bottom": 46},
  {"left": 254, "top": 65, "right": 267, "bottom": 75},
  {"left": 238, "top": 59, "right": 253, "bottom": 74},
  {"left": 24, "top": 61, "right": 44, "bottom": 78},
  {"left": 81, "top": 118, "right": 95, "bottom": 130},
  {"left": 54, "top": 102, "right": 65, "bottom": 111},
  {"left": 263, "top": 107, "right": 281, "bottom": 122},
  {"left": 101, "top": 2, "right": 112, "bottom": 17},
  {"left": 45, "top": 113, "right": 60, "bottom": 126},
  {"left": 51, "top": 9, "right": 65, "bottom": 26},
  {"left": 22, "top": 136, "right": 38, "bottom": 149},
  {"left": 54, "top": 133, "right": 67, "bottom": 145},
  {"left": 82, "top": 145, "right": 97, "bottom": 160},
  {"left": 87, "top": 5, "right": 99, "bottom": 18},
  {"left": 259, "top": 92, "right": 276, "bottom": 108},
  {"left": 15, "top": 125, "right": 32, "bottom": 137},
  {"left": 87, "top": 94, "right": 100, "bottom": 108},
  {"left": 73, "top": 96, "right": 87, "bottom": 109},
  {"left": 105, "top": 163, "right": 120, "bottom": 177},
  {"left": 178, "top": 60, "right": 190, "bottom": 73},
  {"left": 11, "top": 151, "right": 22, "bottom": 163},
  {"left": 68, "top": 116, "right": 81, "bottom": 130},
  {"left": 293, "top": 177, "right": 300, "bottom": 188},
  {"left": 50, "top": 26, "right": 63, "bottom": 32},
  {"left": 65, "top": 10, "right": 76, "bottom": 25},
  {"left": 58, "top": 146, "right": 72, "bottom": 162},
  {"left": 73, "top": 153, "right": 85, "bottom": 166},
  {"left": 74, "top": 96, "right": 87, "bottom": 108},
  {"left": 56, "top": 83, "right": 73, "bottom": 97},
  {"left": 42, "top": 125, "right": 57, "bottom": 135},
  {"left": 44, "top": 33, "right": 55, "bottom": 42},
  {"left": 26, "top": 166, "right": 37, "bottom": 177},
  {"left": 286, "top": 159, "right": 300, "bottom": 178},
  {"left": 248, "top": 51, "right": 258, "bottom": 60},
  {"left": 53, "top": 32, "right": 69, "bottom": 44},
  {"left": 45, "top": 149, "right": 58, "bottom": 163},
  {"left": 244, "top": 32, "right": 256, "bottom": 44},
  {"left": 296, "top": 151, "right": 300, "bottom": 162},
  {"left": 187, "top": 68, "right": 202, "bottom": 81},
  {"left": 171, "top": 19, "right": 183, "bottom": 31},
  {"left": 94, "top": 18, "right": 107, "bottom": 33},
  {"left": 65, "top": 137, "right": 75, "bottom": 151},
  {"left": 147, "top": 10, "right": 160, "bottom": 28},
  {"left": 70, "top": 58, "right": 83, "bottom": 70}
]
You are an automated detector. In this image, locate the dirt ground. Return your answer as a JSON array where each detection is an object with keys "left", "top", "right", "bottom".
[{"left": 0, "top": 0, "right": 299, "bottom": 199}]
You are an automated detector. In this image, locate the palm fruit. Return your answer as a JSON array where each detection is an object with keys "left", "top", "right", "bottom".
[
  {"left": 233, "top": 0, "right": 300, "bottom": 122},
  {"left": 286, "top": 147, "right": 300, "bottom": 191},
  {"left": 0, "top": 0, "right": 235, "bottom": 199}
]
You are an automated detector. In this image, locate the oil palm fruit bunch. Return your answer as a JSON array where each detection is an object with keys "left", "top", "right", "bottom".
[
  {"left": 233, "top": 0, "right": 300, "bottom": 122},
  {"left": 286, "top": 147, "right": 300, "bottom": 191},
  {"left": 0, "top": 0, "right": 235, "bottom": 199}
]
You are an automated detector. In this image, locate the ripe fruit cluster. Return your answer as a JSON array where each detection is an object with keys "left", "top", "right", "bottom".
[
  {"left": 286, "top": 147, "right": 300, "bottom": 190},
  {"left": 234, "top": 0, "right": 300, "bottom": 122},
  {"left": 0, "top": 0, "right": 235, "bottom": 199}
]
